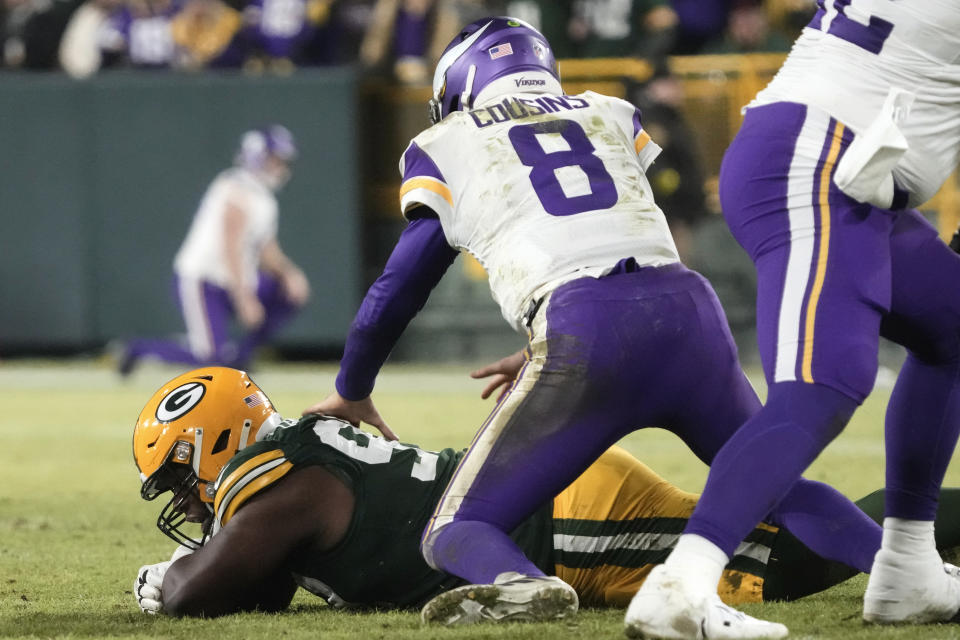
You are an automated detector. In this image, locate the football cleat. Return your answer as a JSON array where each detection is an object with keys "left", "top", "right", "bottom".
[
  {"left": 420, "top": 572, "right": 578, "bottom": 625},
  {"left": 944, "top": 562, "right": 960, "bottom": 579},
  {"left": 864, "top": 548, "right": 960, "bottom": 624},
  {"left": 624, "top": 565, "right": 788, "bottom": 639},
  {"left": 132, "top": 367, "right": 282, "bottom": 548}
]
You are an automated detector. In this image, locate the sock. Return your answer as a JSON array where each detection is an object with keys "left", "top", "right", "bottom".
[
  {"left": 422, "top": 520, "right": 546, "bottom": 584},
  {"left": 882, "top": 517, "right": 936, "bottom": 555},
  {"left": 772, "top": 479, "right": 881, "bottom": 573},
  {"left": 884, "top": 354, "right": 960, "bottom": 521},
  {"left": 664, "top": 534, "right": 728, "bottom": 595},
  {"left": 685, "top": 382, "right": 857, "bottom": 557}
]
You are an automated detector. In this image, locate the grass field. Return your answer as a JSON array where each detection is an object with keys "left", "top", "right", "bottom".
[{"left": 3, "top": 359, "right": 960, "bottom": 639}]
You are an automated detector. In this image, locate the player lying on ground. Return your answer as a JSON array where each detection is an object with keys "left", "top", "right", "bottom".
[{"left": 132, "top": 367, "right": 960, "bottom": 618}]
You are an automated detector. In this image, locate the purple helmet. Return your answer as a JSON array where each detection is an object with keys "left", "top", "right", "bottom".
[
  {"left": 429, "top": 16, "right": 560, "bottom": 124},
  {"left": 235, "top": 124, "right": 298, "bottom": 171}
]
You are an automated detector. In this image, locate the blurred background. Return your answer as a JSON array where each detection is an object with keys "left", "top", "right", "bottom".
[{"left": 2, "top": 0, "right": 958, "bottom": 369}]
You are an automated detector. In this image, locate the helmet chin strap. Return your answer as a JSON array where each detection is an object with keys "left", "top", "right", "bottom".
[
  {"left": 239, "top": 419, "right": 252, "bottom": 451},
  {"left": 461, "top": 64, "right": 478, "bottom": 112},
  {"left": 258, "top": 413, "right": 282, "bottom": 440},
  {"left": 192, "top": 427, "right": 203, "bottom": 479}
]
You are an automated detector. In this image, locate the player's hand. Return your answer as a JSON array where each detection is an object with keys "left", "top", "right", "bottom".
[
  {"left": 170, "top": 544, "right": 194, "bottom": 563},
  {"left": 303, "top": 391, "right": 398, "bottom": 441},
  {"left": 236, "top": 294, "right": 265, "bottom": 330},
  {"left": 282, "top": 267, "right": 310, "bottom": 307},
  {"left": 134, "top": 560, "right": 171, "bottom": 615},
  {"left": 950, "top": 226, "right": 960, "bottom": 254},
  {"left": 471, "top": 350, "right": 526, "bottom": 402}
]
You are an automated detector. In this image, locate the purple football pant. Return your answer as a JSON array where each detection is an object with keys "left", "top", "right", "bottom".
[
  {"left": 126, "top": 271, "right": 299, "bottom": 369},
  {"left": 686, "top": 101, "right": 960, "bottom": 558},
  {"left": 421, "top": 261, "right": 883, "bottom": 583}
]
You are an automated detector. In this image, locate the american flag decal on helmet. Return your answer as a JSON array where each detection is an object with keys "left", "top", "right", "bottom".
[
  {"left": 488, "top": 43, "right": 513, "bottom": 60},
  {"left": 243, "top": 393, "right": 263, "bottom": 408}
]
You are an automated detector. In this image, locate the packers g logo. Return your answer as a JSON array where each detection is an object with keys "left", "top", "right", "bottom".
[{"left": 156, "top": 382, "right": 206, "bottom": 422}]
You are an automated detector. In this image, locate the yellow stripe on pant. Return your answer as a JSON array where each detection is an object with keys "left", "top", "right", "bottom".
[{"left": 552, "top": 446, "right": 773, "bottom": 606}]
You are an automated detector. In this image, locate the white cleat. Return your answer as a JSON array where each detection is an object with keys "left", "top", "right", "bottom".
[
  {"left": 944, "top": 562, "right": 960, "bottom": 580},
  {"left": 625, "top": 565, "right": 789, "bottom": 640},
  {"left": 420, "top": 572, "right": 578, "bottom": 625},
  {"left": 863, "top": 549, "right": 960, "bottom": 624}
]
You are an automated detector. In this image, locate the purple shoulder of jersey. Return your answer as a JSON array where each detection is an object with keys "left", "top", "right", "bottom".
[{"left": 401, "top": 142, "right": 446, "bottom": 184}]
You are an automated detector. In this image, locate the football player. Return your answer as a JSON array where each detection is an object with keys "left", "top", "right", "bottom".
[
  {"left": 119, "top": 125, "right": 309, "bottom": 375},
  {"left": 301, "top": 16, "right": 884, "bottom": 633},
  {"left": 132, "top": 368, "right": 960, "bottom": 619},
  {"left": 627, "top": 2, "right": 960, "bottom": 638}
]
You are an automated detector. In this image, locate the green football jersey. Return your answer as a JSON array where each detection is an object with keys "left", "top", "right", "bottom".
[{"left": 211, "top": 414, "right": 553, "bottom": 609}]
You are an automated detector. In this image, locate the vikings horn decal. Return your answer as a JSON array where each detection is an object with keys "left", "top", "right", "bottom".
[{"left": 156, "top": 382, "right": 206, "bottom": 422}]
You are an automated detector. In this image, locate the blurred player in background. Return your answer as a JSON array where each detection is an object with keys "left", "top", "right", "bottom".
[
  {"left": 119, "top": 124, "right": 309, "bottom": 375},
  {"left": 302, "top": 16, "right": 891, "bottom": 633},
  {"left": 627, "top": 2, "right": 960, "bottom": 638},
  {"left": 130, "top": 367, "right": 960, "bottom": 618}
]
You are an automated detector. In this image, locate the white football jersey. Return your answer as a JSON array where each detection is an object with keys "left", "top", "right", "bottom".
[
  {"left": 174, "top": 167, "right": 278, "bottom": 290},
  {"left": 399, "top": 90, "right": 679, "bottom": 332},
  {"left": 750, "top": 0, "right": 960, "bottom": 206}
]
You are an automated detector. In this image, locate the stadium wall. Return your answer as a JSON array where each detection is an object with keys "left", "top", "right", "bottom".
[
  {"left": 3, "top": 55, "right": 957, "bottom": 361},
  {"left": 0, "top": 69, "right": 361, "bottom": 354}
]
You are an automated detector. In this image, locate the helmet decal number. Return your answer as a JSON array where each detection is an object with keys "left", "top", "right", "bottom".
[{"left": 156, "top": 382, "right": 206, "bottom": 422}]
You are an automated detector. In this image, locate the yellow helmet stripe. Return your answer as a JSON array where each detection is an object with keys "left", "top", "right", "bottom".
[
  {"left": 220, "top": 461, "right": 294, "bottom": 526},
  {"left": 214, "top": 449, "right": 285, "bottom": 514}
]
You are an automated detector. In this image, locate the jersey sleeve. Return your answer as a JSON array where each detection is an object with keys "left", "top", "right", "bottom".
[
  {"left": 594, "top": 92, "right": 663, "bottom": 172},
  {"left": 398, "top": 141, "right": 454, "bottom": 221},
  {"left": 212, "top": 443, "right": 294, "bottom": 530},
  {"left": 335, "top": 217, "right": 458, "bottom": 400},
  {"left": 631, "top": 108, "right": 662, "bottom": 172}
]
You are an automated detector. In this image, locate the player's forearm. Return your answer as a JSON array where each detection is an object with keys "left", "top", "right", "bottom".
[
  {"left": 336, "top": 216, "right": 457, "bottom": 400},
  {"left": 161, "top": 556, "right": 232, "bottom": 617},
  {"left": 224, "top": 258, "right": 249, "bottom": 303},
  {"left": 259, "top": 239, "right": 295, "bottom": 276},
  {"left": 162, "top": 554, "right": 297, "bottom": 617},
  {"left": 223, "top": 203, "right": 251, "bottom": 298}
]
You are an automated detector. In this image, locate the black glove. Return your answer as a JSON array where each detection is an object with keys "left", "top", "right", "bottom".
[{"left": 950, "top": 227, "right": 960, "bottom": 254}]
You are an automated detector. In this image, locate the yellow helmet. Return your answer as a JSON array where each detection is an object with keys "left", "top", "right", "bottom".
[{"left": 132, "top": 367, "right": 281, "bottom": 547}]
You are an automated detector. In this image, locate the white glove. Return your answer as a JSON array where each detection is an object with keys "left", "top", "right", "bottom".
[
  {"left": 169, "top": 544, "right": 194, "bottom": 563},
  {"left": 134, "top": 561, "right": 171, "bottom": 615},
  {"left": 133, "top": 546, "right": 195, "bottom": 614}
]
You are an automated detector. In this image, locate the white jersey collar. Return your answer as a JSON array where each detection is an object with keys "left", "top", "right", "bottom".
[{"left": 473, "top": 71, "right": 563, "bottom": 109}]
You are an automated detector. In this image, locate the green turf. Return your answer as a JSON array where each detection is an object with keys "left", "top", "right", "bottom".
[{"left": 2, "top": 360, "right": 960, "bottom": 639}]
